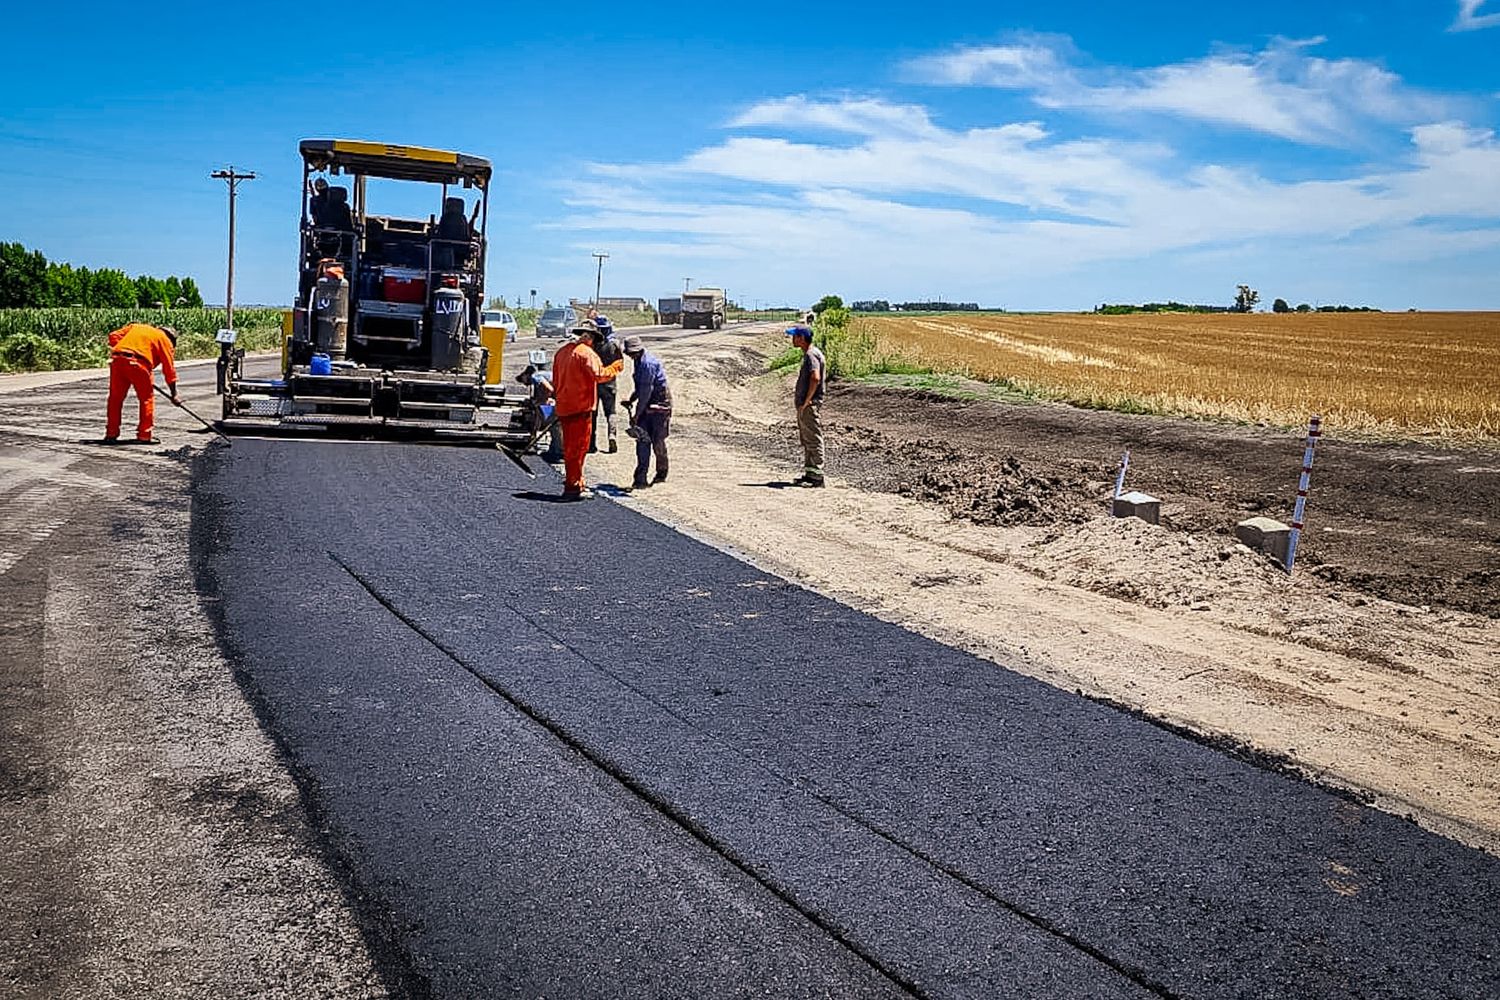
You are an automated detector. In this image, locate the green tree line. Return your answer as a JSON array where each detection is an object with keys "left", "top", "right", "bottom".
[{"left": 0, "top": 242, "right": 204, "bottom": 309}]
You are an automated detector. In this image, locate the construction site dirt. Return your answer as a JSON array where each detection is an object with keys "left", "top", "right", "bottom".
[{"left": 826, "top": 389, "right": 1498, "bottom": 616}]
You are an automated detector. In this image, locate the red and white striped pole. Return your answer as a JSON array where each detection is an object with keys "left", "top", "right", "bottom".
[{"left": 1285, "top": 415, "right": 1322, "bottom": 575}]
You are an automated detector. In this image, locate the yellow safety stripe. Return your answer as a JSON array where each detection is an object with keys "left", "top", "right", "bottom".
[{"left": 331, "top": 140, "right": 458, "bottom": 164}]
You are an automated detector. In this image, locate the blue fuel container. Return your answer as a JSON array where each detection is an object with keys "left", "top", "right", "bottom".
[{"left": 310, "top": 353, "right": 332, "bottom": 375}]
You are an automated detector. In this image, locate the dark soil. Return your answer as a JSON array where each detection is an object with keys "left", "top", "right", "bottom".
[{"left": 734, "top": 383, "right": 1500, "bottom": 618}]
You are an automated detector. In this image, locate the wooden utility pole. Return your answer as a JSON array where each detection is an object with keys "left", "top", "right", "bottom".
[
  {"left": 211, "top": 167, "right": 256, "bottom": 330},
  {"left": 592, "top": 250, "right": 609, "bottom": 307}
]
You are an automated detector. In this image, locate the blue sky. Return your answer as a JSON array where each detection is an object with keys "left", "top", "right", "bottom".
[{"left": 2, "top": 1, "right": 1498, "bottom": 310}]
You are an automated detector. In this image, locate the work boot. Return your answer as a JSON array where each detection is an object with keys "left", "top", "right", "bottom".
[
  {"left": 794, "top": 475, "right": 825, "bottom": 488},
  {"left": 126, "top": 437, "right": 161, "bottom": 445},
  {"left": 651, "top": 471, "right": 668, "bottom": 485},
  {"left": 100, "top": 436, "right": 120, "bottom": 445},
  {"left": 631, "top": 477, "right": 651, "bottom": 490},
  {"left": 608, "top": 435, "right": 618, "bottom": 454}
]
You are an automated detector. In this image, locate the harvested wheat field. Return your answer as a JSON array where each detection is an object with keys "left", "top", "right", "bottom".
[{"left": 866, "top": 311, "right": 1500, "bottom": 439}]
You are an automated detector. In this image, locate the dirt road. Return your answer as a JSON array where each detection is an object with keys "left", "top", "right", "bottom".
[{"left": 588, "top": 323, "right": 1500, "bottom": 853}]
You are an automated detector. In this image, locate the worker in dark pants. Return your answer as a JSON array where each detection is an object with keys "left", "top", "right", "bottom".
[
  {"left": 621, "top": 335, "right": 671, "bottom": 490},
  {"left": 589, "top": 315, "right": 623, "bottom": 453}
]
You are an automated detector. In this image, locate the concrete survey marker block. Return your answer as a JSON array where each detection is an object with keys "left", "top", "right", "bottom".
[
  {"left": 1112, "top": 490, "right": 1161, "bottom": 525},
  {"left": 1235, "top": 516, "right": 1292, "bottom": 565}
]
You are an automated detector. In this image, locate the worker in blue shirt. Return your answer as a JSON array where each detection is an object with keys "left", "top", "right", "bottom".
[{"left": 621, "top": 335, "right": 672, "bottom": 490}]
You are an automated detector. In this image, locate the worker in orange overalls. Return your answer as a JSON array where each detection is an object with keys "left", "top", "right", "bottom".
[
  {"left": 104, "top": 323, "right": 179, "bottom": 444},
  {"left": 549, "top": 325, "right": 624, "bottom": 499}
]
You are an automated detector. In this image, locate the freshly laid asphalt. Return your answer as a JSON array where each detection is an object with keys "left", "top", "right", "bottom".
[{"left": 192, "top": 438, "right": 1500, "bottom": 999}]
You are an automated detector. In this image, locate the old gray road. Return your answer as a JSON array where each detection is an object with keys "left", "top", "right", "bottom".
[
  {"left": 195, "top": 433, "right": 1499, "bottom": 999},
  {"left": 0, "top": 358, "right": 387, "bottom": 998}
]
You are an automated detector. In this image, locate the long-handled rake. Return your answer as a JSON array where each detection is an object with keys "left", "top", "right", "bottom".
[
  {"left": 496, "top": 413, "right": 559, "bottom": 478},
  {"left": 154, "top": 380, "right": 233, "bottom": 447}
]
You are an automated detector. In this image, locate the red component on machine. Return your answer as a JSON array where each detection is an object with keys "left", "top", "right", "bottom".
[{"left": 382, "top": 266, "right": 427, "bottom": 303}]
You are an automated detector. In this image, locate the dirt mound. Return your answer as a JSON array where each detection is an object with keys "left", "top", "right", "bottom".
[
  {"left": 830, "top": 427, "right": 1099, "bottom": 527},
  {"left": 1022, "top": 515, "right": 1285, "bottom": 608}
]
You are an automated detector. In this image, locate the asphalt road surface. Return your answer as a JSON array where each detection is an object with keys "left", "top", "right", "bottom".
[{"left": 195, "top": 434, "right": 1499, "bottom": 999}]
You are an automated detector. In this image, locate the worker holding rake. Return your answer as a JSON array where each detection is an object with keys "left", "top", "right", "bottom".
[{"left": 103, "top": 322, "right": 180, "bottom": 444}]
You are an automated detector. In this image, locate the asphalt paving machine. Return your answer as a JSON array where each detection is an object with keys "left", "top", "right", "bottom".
[{"left": 219, "top": 139, "right": 533, "bottom": 444}]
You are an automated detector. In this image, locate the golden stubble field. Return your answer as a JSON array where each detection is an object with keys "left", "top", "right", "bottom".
[{"left": 865, "top": 311, "right": 1500, "bottom": 439}]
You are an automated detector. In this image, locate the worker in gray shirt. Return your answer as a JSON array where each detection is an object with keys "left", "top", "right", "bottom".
[{"left": 787, "top": 325, "right": 825, "bottom": 487}]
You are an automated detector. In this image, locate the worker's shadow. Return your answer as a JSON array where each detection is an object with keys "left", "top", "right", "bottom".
[
  {"left": 511, "top": 484, "right": 637, "bottom": 503},
  {"left": 511, "top": 491, "right": 582, "bottom": 504},
  {"left": 740, "top": 480, "right": 798, "bottom": 489}
]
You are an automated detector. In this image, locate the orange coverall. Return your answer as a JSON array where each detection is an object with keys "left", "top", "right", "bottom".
[
  {"left": 105, "top": 323, "right": 177, "bottom": 441},
  {"left": 550, "top": 339, "right": 623, "bottom": 491}
]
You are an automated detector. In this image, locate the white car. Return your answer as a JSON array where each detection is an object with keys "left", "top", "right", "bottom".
[{"left": 481, "top": 309, "right": 519, "bottom": 343}]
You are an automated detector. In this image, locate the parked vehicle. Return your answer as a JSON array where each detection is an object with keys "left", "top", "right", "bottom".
[
  {"left": 681, "top": 287, "right": 725, "bottom": 330},
  {"left": 657, "top": 296, "right": 682, "bottom": 326},
  {"left": 536, "top": 306, "right": 578, "bottom": 338},
  {"left": 482, "top": 310, "right": 518, "bottom": 342}
]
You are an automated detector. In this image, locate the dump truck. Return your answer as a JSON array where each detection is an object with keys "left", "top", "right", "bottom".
[
  {"left": 681, "top": 287, "right": 725, "bottom": 330},
  {"left": 219, "top": 139, "right": 534, "bottom": 444}
]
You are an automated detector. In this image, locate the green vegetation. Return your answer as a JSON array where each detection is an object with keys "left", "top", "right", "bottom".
[
  {"left": 849, "top": 299, "right": 983, "bottom": 312},
  {"left": 1, "top": 242, "right": 204, "bottom": 309},
  {"left": 1094, "top": 302, "right": 1233, "bottom": 315},
  {"left": 767, "top": 302, "right": 932, "bottom": 381},
  {"left": 728, "top": 308, "right": 800, "bottom": 323},
  {"left": 858, "top": 371, "right": 1040, "bottom": 405},
  {"left": 0, "top": 308, "right": 284, "bottom": 373},
  {"left": 1098, "top": 296, "right": 1380, "bottom": 315}
]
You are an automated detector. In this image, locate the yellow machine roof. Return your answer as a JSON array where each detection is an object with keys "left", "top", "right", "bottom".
[{"left": 300, "top": 139, "right": 492, "bottom": 186}]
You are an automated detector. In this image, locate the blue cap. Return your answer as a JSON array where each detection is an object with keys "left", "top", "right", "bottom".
[
  {"left": 593, "top": 314, "right": 612, "bottom": 330},
  {"left": 786, "top": 325, "right": 813, "bottom": 339}
]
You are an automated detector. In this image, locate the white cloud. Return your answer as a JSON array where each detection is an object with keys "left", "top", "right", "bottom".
[
  {"left": 1453, "top": 0, "right": 1500, "bottom": 31},
  {"left": 904, "top": 35, "right": 1076, "bottom": 90},
  {"left": 558, "top": 92, "right": 1500, "bottom": 306},
  {"left": 729, "top": 96, "right": 940, "bottom": 138},
  {"left": 903, "top": 36, "right": 1454, "bottom": 145}
]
